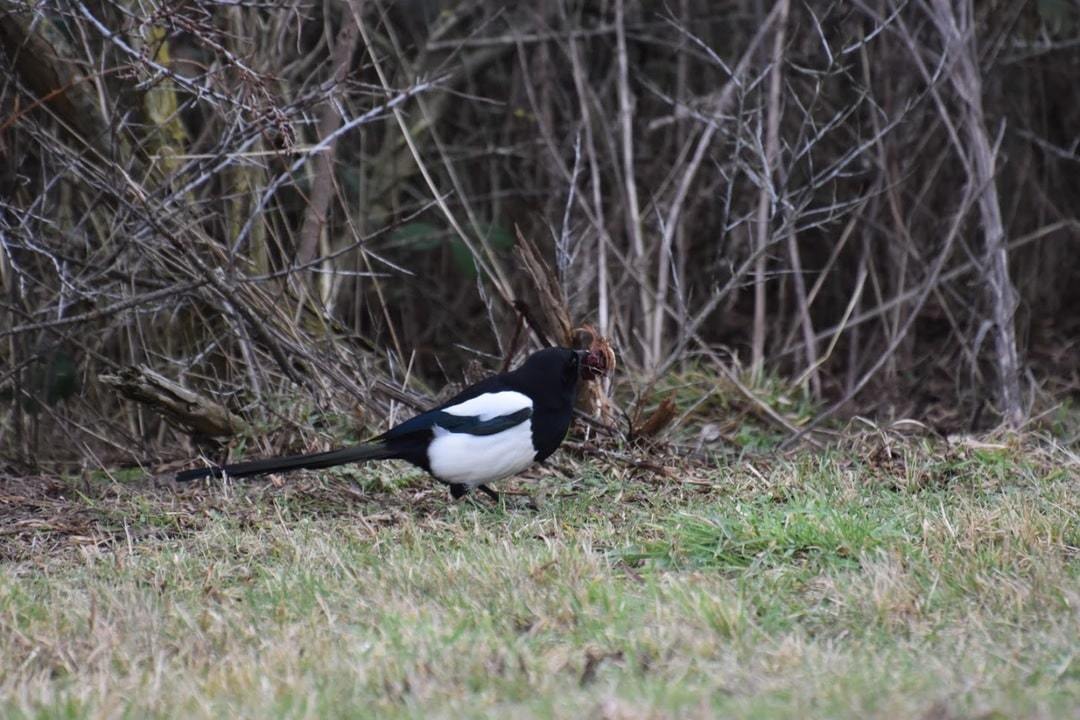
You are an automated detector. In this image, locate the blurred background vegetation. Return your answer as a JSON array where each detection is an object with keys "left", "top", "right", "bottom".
[{"left": 1, "top": 0, "right": 1078, "bottom": 472}]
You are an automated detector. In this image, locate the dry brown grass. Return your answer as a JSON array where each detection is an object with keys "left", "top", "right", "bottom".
[{"left": 1, "top": 432, "right": 1078, "bottom": 718}]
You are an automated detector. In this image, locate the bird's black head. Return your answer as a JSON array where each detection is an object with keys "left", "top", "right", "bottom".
[
  {"left": 498, "top": 347, "right": 585, "bottom": 463},
  {"left": 507, "top": 347, "right": 586, "bottom": 406},
  {"left": 522, "top": 346, "right": 585, "bottom": 383}
]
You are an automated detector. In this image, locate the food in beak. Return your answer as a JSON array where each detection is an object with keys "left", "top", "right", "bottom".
[{"left": 573, "top": 325, "right": 615, "bottom": 381}]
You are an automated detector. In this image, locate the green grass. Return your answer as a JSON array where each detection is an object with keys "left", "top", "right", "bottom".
[{"left": 1, "top": 437, "right": 1077, "bottom": 718}]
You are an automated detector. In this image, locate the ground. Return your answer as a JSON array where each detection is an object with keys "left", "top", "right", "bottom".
[{"left": 1, "top": 432, "right": 1078, "bottom": 719}]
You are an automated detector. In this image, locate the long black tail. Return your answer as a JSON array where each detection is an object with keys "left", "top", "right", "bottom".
[{"left": 175, "top": 442, "right": 396, "bottom": 482}]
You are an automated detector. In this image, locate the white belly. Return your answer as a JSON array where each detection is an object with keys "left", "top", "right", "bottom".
[{"left": 427, "top": 419, "right": 536, "bottom": 486}]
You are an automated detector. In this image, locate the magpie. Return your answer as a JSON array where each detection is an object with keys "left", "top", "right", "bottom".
[{"left": 175, "top": 347, "right": 605, "bottom": 499}]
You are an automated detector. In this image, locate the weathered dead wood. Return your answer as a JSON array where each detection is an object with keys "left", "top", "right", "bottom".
[
  {"left": 930, "top": 0, "right": 1023, "bottom": 428},
  {"left": 514, "top": 225, "right": 574, "bottom": 347},
  {"left": 99, "top": 366, "right": 248, "bottom": 437},
  {"left": 0, "top": 10, "right": 110, "bottom": 157},
  {"left": 296, "top": 19, "right": 361, "bottom": 268},
  {"left": 631, "top": 394, "right": 678, "bottom": 440}
]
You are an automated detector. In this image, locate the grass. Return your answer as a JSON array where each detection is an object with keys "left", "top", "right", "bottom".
[{"left": 1, "top": 435, "right": 1078, "bottom": 718}]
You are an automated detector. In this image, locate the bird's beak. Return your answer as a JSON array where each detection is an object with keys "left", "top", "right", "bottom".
[{"left": 576, "top": 348, "right": 607, "bottom": 381}]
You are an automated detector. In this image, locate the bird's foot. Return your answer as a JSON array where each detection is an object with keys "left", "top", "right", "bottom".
[
  {"left": 486, "top": 487, "right": 539, "bottom": 511},
  {"left": 448, "top": 483, "right": 537, "bottom": 510}
]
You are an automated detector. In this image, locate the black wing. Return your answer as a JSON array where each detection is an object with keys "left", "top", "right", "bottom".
[
  {"left": 422, "top": 407, "right": 532, "bottom": 435},
  {"left": 379, "top": 374, "right": 508, "bottom": 440}
]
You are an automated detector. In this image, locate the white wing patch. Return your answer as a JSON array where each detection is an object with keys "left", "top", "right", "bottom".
[
  {"left": 441, "top": 391, "right": 532, "bottom": 421},
  {"left": 427, "top": 392, "right": 537, "bottom": 486}
]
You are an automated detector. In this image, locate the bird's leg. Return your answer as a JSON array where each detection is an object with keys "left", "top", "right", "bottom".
[
  {"left": 449, "top": 483, "right": 468, "bottom": 499},
  {"left": 477, "top": 484, "right": 500, "bottom": 502}
]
